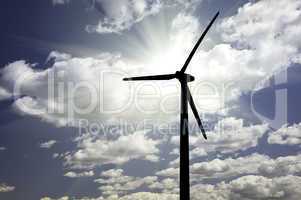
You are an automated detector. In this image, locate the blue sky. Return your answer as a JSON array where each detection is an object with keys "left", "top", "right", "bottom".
[{"left": 1, "top": 0, "right": 301, "bottom": 200}]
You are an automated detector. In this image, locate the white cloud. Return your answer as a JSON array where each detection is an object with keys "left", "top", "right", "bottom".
[
  {"left": 171, "top": 118, "right": 268, "bottom": 155},
  {"left": 268, "top": 123, "right": 301, "bottom": 146},
  {"left": 192, "top": 153, "right": 301, "bottom": 179},
  {"left": 112, "top": 192, "right": 178, "bottom": 200},
  {"left": 85, "top": 0, "right": 204, "bottom": 34},
  {"left": 47, "top": 51, "right": 72, "bottom": 62},
  {"left": 79, "top": 192, "right": 178, "bottom": 200},
  {"left": 95, "top": 169, "right": 158, "bottom": 196},
  {"left": 64, "top": 170, "right": 94, "bottom": 178},
  {"left": 41, "top": 197, "right": 69, "bottom": 200},
  {"left": 191, "top": 175, "right": 301, "bottom": 200},
  {"left": 158, "top": 153, "right": 301, "bottom": 181},
  {"left": 0, "top": 183, "right": 15, "bottom": 193},
  {"left": 101, "top": 169, "right": 124, "bottom": 178},
  {"left": 0, "top": 53, "right": 136, "bottom": 127},
  {"left": 0, "top": 147, "right": 6, "bottom": 151},
  {"left": 218, "top": 0, "right": 301, "bottom": 80},
  {"left": 41, "top": 175, "right": 301, "bottom": 200},
  {"left": 148, "top": 178, "right": 178, "bottom": 194},
  {"left": 40, "top": 140, "right": 57, "bottom": 149},
  {"left": 65, "top": 130, "right": 160, "bottom": 169},
  {"left": 86, "top": 0, "right": 162, "bottom": 34},
  {"left": 0, "top": 87, "right": 11, "bottom": 100},
  {"left": 156, "top": 167, "right": 178, "bottom": 178},
  {"left": 52, "top": 0, "right": 70, "bottom": 5}
]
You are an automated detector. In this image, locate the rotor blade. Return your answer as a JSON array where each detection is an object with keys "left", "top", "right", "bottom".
[
  {"left": 123, "top": 74, "right": 176, "bottom": 81},
  {"left": 180, "top": 11, "right": 220, "bottom": 73},
  {"left": 187, "top": 87, "right": 207, "bottom": 140}
]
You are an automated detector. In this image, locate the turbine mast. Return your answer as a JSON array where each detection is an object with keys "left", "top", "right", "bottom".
[{"left": 180, "top": 78, "right": 190, "bottom": 200}]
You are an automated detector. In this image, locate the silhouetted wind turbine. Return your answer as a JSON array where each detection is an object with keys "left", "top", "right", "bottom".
[{"left": 123, "top": 11, "right": 219, "bottom": 200}]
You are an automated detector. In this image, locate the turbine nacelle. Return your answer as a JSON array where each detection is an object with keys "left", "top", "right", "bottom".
[{"left": 175, "top": 71, "right": 195, "bottom": 82}]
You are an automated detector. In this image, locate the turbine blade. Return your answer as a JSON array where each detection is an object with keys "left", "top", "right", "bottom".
[
  {"left": 180, "top": 11, "right": 220, "bottom": 73},
  {"left": 123, "top": 74, "right": 176, "bottom": 81},
  {"left": 187, "top": 87, "right": 207, "bottom": 140}
]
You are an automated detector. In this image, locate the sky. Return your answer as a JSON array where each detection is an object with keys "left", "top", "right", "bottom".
[{"left": 0, "top": 0, "right": 301, "bottom": 199}]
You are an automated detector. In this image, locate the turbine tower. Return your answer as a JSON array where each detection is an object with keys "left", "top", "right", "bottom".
[{"left": 123, "top": 11, "right": 219, "bottom": 200}]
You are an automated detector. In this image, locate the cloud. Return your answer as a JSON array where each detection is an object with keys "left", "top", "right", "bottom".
[
  {"left": 191, "top": 175, "right": 301, "bottom": 200},
  {"left": 1, "top": 52, "right": 182, "bottom": 128},
  {"left": 0, "top": 147, "right": 6, "bottom": 151},
  {"left": 170, "top": 117, "right": 268, "bottom": 155},
  {"left": 95, "top": 169, "right": 158, "bottom": 196},
  {"left": 86, "top": 0, "right": 162, "bottom": 34},
  {"left": 148, "top": 178, "right": 178, "bottom": 194},
  {"left": 0, "top": 53, "right": 136, "bottom": 127},
  {"left": 218, "top": 0, "right": 301, "bottom": 78},
  {"left": 192, "top": 153, "right": 301, "bottom": 179},
  {"left": 65, "top": 130, "right": 160, "bottom": 169},
  {"left": 156, "top": 167, "right": 178, "bottom": 178},
  {"left": 5, "top": 0, "right": 301, "bottom": 127},
  {"left": 101, "top": 169, "right": 124, "bottom": 178},
  {"left": 72, "top": 192, "right": 178, "bottom": 200},
  {"left": 64, "top": 170, "right": 94, "bottom": 178},
  {"left": 111, "top": 192, "right": 178, "bottom": 200},
  {"left": 0, "top": 183, "right": 15, "bottom": 193},
  {"left": 158, "top": 153, "right": 301, "bottom": 181},
  {"left": 85, "top": 0, "right": 204, "bottom": 34},
  {"left": 268, "top": 123, "right": 301, "bottom": 146},
  {"left": 41, "top": 175, "right": 301, "bottom": 200},
  {"left": 52, "top": 0, "right": 70, "bottom": 5},
  {"left": 41, "top": 197, "right": 69, "bottom": 200},
  {"left": 2, "top": 0, "right": 300, "bottom": 126},
  {"left": 40, "top": 140, "right": 57, "bottom": 149},
  {"left": 0, "top": 87, "right": 11, "bottom": 100},
  {"left": 51, "top": 0, "right": 205, "bottom": 34}
]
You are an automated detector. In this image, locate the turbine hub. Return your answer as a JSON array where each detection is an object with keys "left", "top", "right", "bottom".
[{"left": 175, "top": 71, "right": 195, "bottom": 82}]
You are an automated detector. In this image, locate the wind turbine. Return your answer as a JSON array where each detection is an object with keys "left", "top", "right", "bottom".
[{"left": 123, "top": 11, "right": 219, "bottom": 200}]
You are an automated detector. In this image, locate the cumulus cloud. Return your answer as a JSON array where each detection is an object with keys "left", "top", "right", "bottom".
[
  {"left": 65, "top": 130, "right": 160, "bottom": 169},
  {"left": 41, "top": 197, "right": 69, "bottom": 200},
  {"left": 86, "top": 0, "right": 162, "bottom": 34},
  {"left": 101, "top": 169, "right": 124, "bottom": 178},
  {"left": 148, "top": 178, "right": 178, "bottom": 194},
  {"left": 79, "top": 192, "right": 178, "bottom": 200},
  {"left": 0, "top": 147, "right": 6, "bottom": 151},
  {"left": 268, "top": 123, "right": 301, "bottom": 146},
  {"left": 191, "top": 175, "right": 301, "bottom": 200},
  {"left": 158, "top": 153, "right": 301, "bottom": 181},
  {"left": 192, "top": 153, "right": 301, "bottom": 179},
  {"left": 0, "top": 53, "right": 136, "bottom": 127},
  {"left": 41, "top": 175, "right": 301, "bottom": 200},
  {"left": 170, "top": 117, "right": 268, "bottom": 155},
  {"left": 156, "top": 167, "right": 178, "bottom": 178},
  {"left": 215, "top": 0, "right": 301, "bottom": 85},
  {"left": 52, "top": 0, "right": 70, "bottom": 5},
  {"left": 0, "top": 52, "right": 181, "bottom": 128},
  {"left": 64, "top": 170, "right": 94, "bottom": 178},
  {"left": 0, "top": 183, "right": 15, "bottom": 193},
  {"left": 85, "top": 0, "right": 204, "bottom": 34},
  {"left": 95, "top": 169, "right": 158, "bottom": 196},
  {"left": 0, "top": 87, "right": 11, "bottom": 100},
  {"left": 40, "top": 140, "right": 57, "bottom": 149},
  {"left": 109, "top": 192, "right": 178, "bottom": 200}
]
